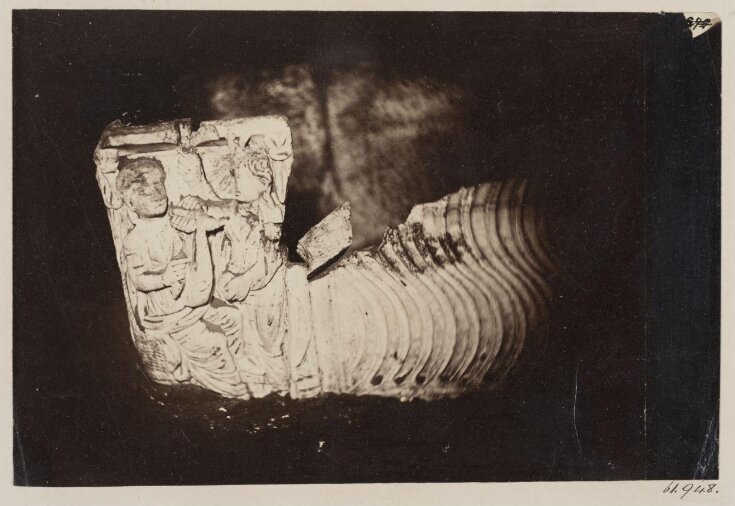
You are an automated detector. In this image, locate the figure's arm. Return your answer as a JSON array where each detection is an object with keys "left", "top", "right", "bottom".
[
  {"left": 126, "top": 252, "right": 187, "bottom": 293},
  {"left": 170, "top": 197, "right": 234, "bottom": 233},
  {"left": 201, "top": 198, "right": 238, "bottom": 220},
  {"left": 218, "top": 240, "right": 284, "bottom": 301},
  {"left": 218, "top": 249, "right": 264, "bottom": 302},
  {"left": 216, "top": 220, "right": 267, "bottom": 301},
  {"left": 178, "top": 195, "right": 237, "bottom": 220},
  {"left": 250, "top": 240, "right": 284, "bottom": 291},
  {"left": 219, "top": 269, "right": 258, "bottom": 302},
  {"left": 181, "top": 225, "right": 215, "bottom": 307}
]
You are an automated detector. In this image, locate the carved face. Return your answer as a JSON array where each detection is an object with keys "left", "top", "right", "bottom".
[
  {"left": 234, "top": 152, "right": 272, "bottom": 204},
  {"left": 124, "top": 165, "right": 168, "bottom": 218}
]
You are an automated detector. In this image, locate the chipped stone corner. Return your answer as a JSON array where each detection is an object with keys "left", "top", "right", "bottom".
[{"left": 297, "top": 202, "right": 353, "bottom": 275}]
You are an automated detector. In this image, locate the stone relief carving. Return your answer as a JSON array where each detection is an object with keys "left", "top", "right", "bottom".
[{"left": 95, "top": 116, "right": 555, "bottom": 401}]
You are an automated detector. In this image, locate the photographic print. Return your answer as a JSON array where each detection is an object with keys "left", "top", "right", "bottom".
[{"left": 11, "top": 7, "right": 720, "bottom": 494}]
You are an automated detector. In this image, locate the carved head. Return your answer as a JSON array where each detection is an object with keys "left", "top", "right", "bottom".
[
  {"left": 211, "top": 145, "right": 273, "bottom": 204},
  {"left": 234, "top": 147, "right": 272, "bottom": 203},
  {"left": 116, "top": 157, "right": 168, "bottom": 218}
]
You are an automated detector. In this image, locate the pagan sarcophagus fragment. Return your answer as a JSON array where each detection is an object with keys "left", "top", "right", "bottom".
[{"left": 95, "top": 116, "right": 556, "bottom": 401}]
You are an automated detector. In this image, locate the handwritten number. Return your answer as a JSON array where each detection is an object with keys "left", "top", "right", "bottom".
[
  {"left": 681, "top": 484, "right": 693, "bottom": 498},
  {"left": 662, "top": 482, "right": 718, "bottom": 498},
  {"left": 686, "top": 17, "right": 713, "bottom": 30}
]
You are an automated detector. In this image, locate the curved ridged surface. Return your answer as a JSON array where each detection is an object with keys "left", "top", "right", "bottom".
[{"left": 309, "top": 179, "right": 556, "bottom": 400}]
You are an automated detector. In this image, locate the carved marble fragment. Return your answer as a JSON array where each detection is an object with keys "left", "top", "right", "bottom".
[
  {"left": 95, "top": 116, "right": 555, "bottom": 401},
  {"left": 297, "top": 202, "right": 352, "bottom": 275}
]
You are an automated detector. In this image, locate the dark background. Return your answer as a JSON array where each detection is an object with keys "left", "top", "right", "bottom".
[{"left": 13, "top": 11, "right": 719, "bottom": 485}]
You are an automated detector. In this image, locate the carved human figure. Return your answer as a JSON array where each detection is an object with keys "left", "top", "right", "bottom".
[
  {"left": 173, "top": 143, "right": 291, "bottom": 395},
  {"left": 116, "top": 157, "right": 269, "bottom": 398}
]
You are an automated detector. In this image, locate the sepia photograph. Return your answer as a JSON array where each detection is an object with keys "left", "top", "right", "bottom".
[{"left": 9, "top": 4, "right": 722, "bottom": 502}]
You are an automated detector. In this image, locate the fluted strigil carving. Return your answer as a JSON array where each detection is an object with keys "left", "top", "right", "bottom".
[{"left": 308, "top": 180, "right": 555, "bottom": 400}]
